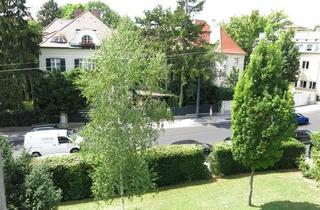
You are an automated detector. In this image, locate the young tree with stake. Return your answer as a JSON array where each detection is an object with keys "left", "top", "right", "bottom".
[
  {"left": 77, "top": 18, "right": 171, "bottom": 210},
  {"left": 231, "top": 29, "right": 299, "bottom": 206}
]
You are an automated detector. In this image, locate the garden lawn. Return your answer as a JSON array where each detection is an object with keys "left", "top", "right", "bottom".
[{"left": 59, "top": 170, "right": 320, "bottom": 210}]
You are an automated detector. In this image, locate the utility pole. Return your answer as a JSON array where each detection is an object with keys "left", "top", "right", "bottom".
[{"left": 0, "top": 152, "right": 7, "bottom": 210}]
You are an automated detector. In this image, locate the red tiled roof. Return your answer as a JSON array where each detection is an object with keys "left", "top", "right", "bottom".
[
  {"left": 220, "top": 28, "right": 246, "bottom": 55},
  {"left": 194, "top": 19, "right": 210, "bottom": 43}
]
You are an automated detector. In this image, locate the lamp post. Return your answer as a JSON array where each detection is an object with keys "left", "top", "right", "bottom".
[{"left": 0, "top": 152, "right": 7, "bottom": 210}]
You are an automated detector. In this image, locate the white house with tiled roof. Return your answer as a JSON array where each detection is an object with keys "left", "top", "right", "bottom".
[
  {"left": 39, "top": 10, "right": 112, "bottom": 71},
  {"left": 195, "top": 20, "right": 246, "bottom": 86}
]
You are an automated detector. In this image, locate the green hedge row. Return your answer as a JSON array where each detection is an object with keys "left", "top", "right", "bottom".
[
  {"left": 0, "top": 110, "right": 39, "bottom": 127},
  {"left": 209, "top": 138, "right": 305, "bottom": 176},
  {"left": 33, "top": 145, "right": 210, "bottom": 201},
  {"left": 147, "top": 145, "right": 210, "bottom": 186}
]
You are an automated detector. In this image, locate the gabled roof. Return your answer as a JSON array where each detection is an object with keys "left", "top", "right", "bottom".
[
  {"left": 220, "top": 28, "right": 246, "bottom": 55},
  {"left": 40, "top": 10, "right": 112, "bottom": 48}
]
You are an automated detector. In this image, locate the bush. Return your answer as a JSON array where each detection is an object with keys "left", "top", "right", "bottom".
[
  {"left": 32, "top": 155, "right": 92, "bottom": 201},
  {"left": 146, "top": 145, "right": 210, "bottom": 186},
  {"left": 0, "top": 110, "right": 38, "bottom": 127},
  {"left": 24, "top": 164, "right": 62, "bottom": 210},
  {"left": 209, "top": 139, "right": 305, "bottom": 176},
  {"left": 208, "top": 143, "right": 247, "bottom": 176}
]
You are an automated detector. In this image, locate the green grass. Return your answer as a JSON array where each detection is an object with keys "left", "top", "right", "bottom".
[{"left": 59, "top": 170, "right": 320, "bottom": 210}]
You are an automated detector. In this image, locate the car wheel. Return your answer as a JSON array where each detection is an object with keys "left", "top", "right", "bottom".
[
  {"left": 70, "top": 148, "right": 79, "bottom": 153},
  {"left": 32, "top": 152, "right": 41, "bottom": 157}
]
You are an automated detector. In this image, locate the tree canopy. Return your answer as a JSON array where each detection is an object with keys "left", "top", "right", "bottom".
[
  {"left": 77, "top": 18, "right": 171, "bottom": 209},
  {"left": 231, "top": 29, "right": 299, "bottom": 206},
  {"left": 37, "top": 0, "right": 61, "bottom": 27},
  {"left": 223, "top": 10, "right": 292, "bottom": 65}
]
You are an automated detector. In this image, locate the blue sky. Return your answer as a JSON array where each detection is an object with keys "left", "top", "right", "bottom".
[{"left": 26, "top": 0, "right": 320, "bottom": 28}]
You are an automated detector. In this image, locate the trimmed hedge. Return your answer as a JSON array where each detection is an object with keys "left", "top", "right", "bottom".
[
  {"left": 32, "top": 155, "right": 92, "bottom": 201},
  {"left": 146, "top": 145, "right": 210, "bottom": 186},
  {"left": 209, "top": 138, "right": 305, "bottom": 176},
  {"left": 32, "top": 145, "right": 210, "bottom": 201},
  {"left": 0, "top": 110, "right": 39, "bottom": 127}
]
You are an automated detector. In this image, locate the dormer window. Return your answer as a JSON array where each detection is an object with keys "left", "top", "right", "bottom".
[
  {"left": 51, "top": 36, "right": 67, "bottom": 43},
  {"left": 82, "top": 35, "right": 93, "bottom": 44}
]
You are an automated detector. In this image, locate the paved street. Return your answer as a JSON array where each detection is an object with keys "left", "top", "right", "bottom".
[{"left": 1, "top": 104, "right": 320, "bottom": 154}]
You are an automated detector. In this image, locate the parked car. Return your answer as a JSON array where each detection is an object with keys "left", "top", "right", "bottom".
[
  {"left": 294, "top": 129, "right": 313, "bottom": 158},
  {"left": 295, "top": 113, "right": 309, "bottom": 125},
  {"left": 24, "top": 129, "right": 82, "bottom": 157},
  {"left": 294, "top": 130, "right": 312, "bottom": 144},
  {"left": 171, "top": 140, "right": 212, "bottom": 154},
  {"left": 31, "top": 123, "right": 61, "bottom": 132}
]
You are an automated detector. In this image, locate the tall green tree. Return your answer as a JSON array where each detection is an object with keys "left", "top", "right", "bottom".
[
  {"left": 223, "top": 10, "right": 292, "bottom": 65},
  {"left": 60, "top": 1, "right": 120, "bottom": 28},
  {"left": 77, "top": 18, "right": 170, "bottom": 210},
  {"left": 137, "top": 0, "right": 217, "bottom": 107},
  {"left": 231, "top": 29, "right": 299, "bottom": 206},
  {"left": 0, "top": 0, "right": 41, "bottom": 111},
  {"left": 37, "top": 0, "right": 61, "bottom": 27}
]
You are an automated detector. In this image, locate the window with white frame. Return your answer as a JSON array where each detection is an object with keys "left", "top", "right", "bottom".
[
  {"left": 50, "top": 58, "right": 61, "bottom": 70},
  {"left": 82, "top": 35, "right": 93, "bottom": 44},
  {"left": 302, "top": 61, "right": 309, "bottom": 69},
  {"left": 306, "top": 44, "right": 313, "bottom": 51},
  {"left": 234, "top": 57, "right": 239, "bottom": 65},
  {"left": 312, "top": 82, "right": 317, "bottom": 89},
  {"left": 75, "top": 58, "right": 95, "bottom": 70}
]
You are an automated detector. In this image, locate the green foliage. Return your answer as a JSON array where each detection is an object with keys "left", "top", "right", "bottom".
[
  {"left": 24, "top": 164, "right": 62, "bottom": 210},
  {"left": 146, "top": 145, "right": 210, "bottom": 186},
  {"left": 34, "top": 69, "right": 86, "bottom": 122},
  {"left": 32, "top": 155, "right": 92, "bottom": 201},
  {"left": 77, "top": 18, "right": 171, "bottom": 204},
  {"left": 208, "top": 143, "right": 246, "bottom": 176},
  {"left": 224, "top": 66, "right": 240, "bottom": 88},
  {"left": 0, "top": 1, "right": 42, "bottom": 111},
  {"left": 0, "top": 110, "right": 38, "bottom": 127},
  {"left": 209, "top": 139, "right": 305, "bottom": 176},
  {"left": 59, "top": 1, "right": 120, "bottom": 28},
  {"left": 136, "top": 1, "right": 217, "bottom": 107},
  {"left": 85, "top": 1, "right": 120, "bottom": 28},
  {"left": 310, "top": 132, "right": 320, "bottom": 181},
  {"left": 223, "top": 10, "right": 292, "bottom": 65},
  {"left": 37, "top": 0, "right": 61, "bottom": 27},
  {"left": 231, "top": 29, "right": 298, "bottom": 171}
]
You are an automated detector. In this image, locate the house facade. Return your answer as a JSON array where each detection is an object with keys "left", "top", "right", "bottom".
[
  {"left": 293, "top": 26, "right": 320, "bottom": 104},
  {"left": 195, "top": 20, "right": 246, "bottom": 86},
  {"left": 39, "top": 10, "right": 112, "bottom": 71}
]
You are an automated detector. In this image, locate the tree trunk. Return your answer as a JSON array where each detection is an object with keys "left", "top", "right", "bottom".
[
  {"left": 179, "top": 67, "right": 185, "bottom": 108},
  {"left": 248, "top": 169, "right": 255, "bottom": 206},
  {"left": 120, "top": 171, "right": 125, "bottom": 210},
  {"left": 195, "top": 75, "right": 201, "bottom": 118},
  {"left": 0, "top": 153, "right": 7, "bottom": 210}
]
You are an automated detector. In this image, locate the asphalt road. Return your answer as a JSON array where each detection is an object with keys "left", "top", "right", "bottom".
[{"left": 1, "top": 106, "right": 320, "bottom": 154}]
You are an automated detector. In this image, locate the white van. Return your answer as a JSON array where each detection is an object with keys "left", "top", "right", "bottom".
[{"left": 24, "top": 129, "right": 82, "bottom": 157}]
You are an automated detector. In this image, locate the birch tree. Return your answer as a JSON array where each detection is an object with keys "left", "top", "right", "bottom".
[{"left": 77, "top": 18, "right": 170, "bottom": 210}]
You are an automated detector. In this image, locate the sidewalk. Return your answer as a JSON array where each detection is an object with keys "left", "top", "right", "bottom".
[
  {"left": 295, "top": 102, "right": 320, "bottom": 113},
  {"left": 162, "top": 114, "right": 230, "bottom": 129}
]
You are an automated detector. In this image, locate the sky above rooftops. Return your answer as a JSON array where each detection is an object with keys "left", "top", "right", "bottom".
[{"left": 26, "top": 0, "right": 320, "bottom": 28}]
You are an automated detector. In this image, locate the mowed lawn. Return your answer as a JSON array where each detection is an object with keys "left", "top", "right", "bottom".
[{"left": 59, "top": 170, "right": 320, "bottom": 210}]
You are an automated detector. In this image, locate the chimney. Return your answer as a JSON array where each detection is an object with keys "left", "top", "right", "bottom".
[
  {"left": 74, "top": 8, "right": 83, "bottom": 18},
  {"left": 90, "top": 9, "right": 101, "bottom": 20}
]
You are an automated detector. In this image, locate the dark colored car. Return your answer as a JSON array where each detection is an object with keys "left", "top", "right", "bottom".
[
  {"left": 294, "top": 130, "right": 312, "bottom": 144},
  {"left": 295, "top": 113, "right": 309, "bottom": 125},
  {"left": 31, "top": 123, "right": 61, "bottom": 132},
  {"left": 171, "top": 140, "right": 212, "bottom": 154}
]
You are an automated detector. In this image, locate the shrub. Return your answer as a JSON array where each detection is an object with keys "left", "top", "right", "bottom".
[
  {"left": 208, "top": 143, "right": 247, "bottom": 176},
  {"left": 209, "top": 139, "right": 305, "bottom": 176},
  {"left": 24, "top": 164, "right": 62, "bottom": 210},
  {"left": 32, "top": 155, "right": 92, "bottom": 201},
  {"left": 0, "top": 110, "right": 38, "bottom": 127},
  {"left": 146, "top": 145, "right": 210, "bottom": 186}
]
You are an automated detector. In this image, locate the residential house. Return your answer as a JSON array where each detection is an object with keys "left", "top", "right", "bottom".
[
  {"left": 195, "top": 20, "right": 246, "bottom": 86},
  {"left": 39, "top": 10, "right": 112, "bottom": 71},
  {"left": 293, "top": 26, "right": 320, "bottom": 105}
]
